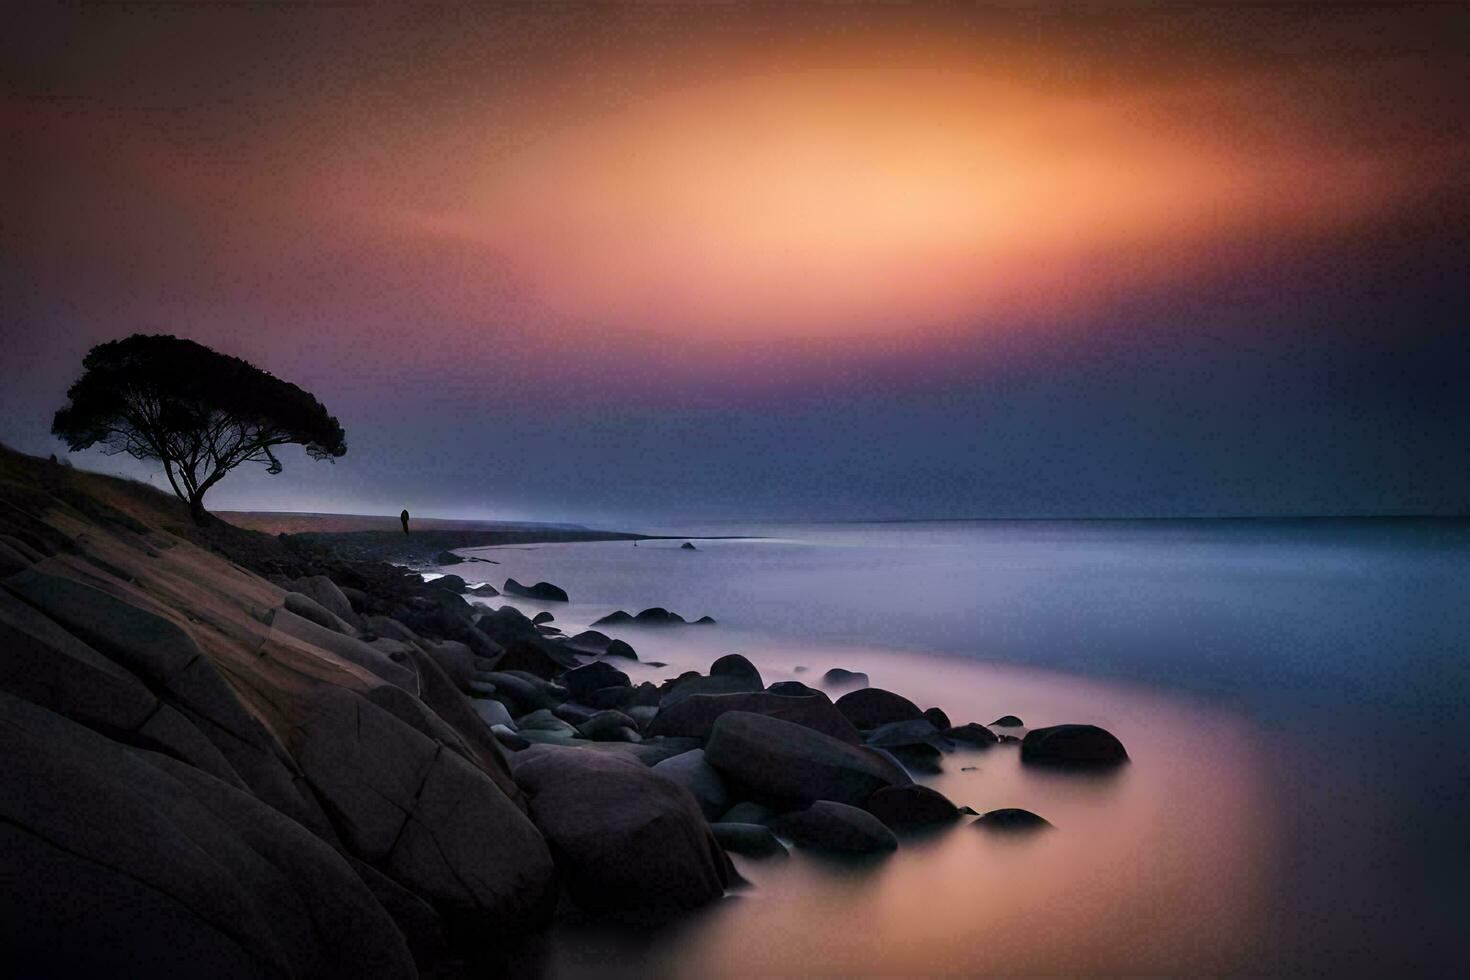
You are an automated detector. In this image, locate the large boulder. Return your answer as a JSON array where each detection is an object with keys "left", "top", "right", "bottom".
[
  {"left": 0, "top": 691, "right": 416, "bottom": 978},
  {"left": 834, "top": 688, "right": 925, "bottom": 729},
  {"left": 769, "top": 801, "right": 898, "bottom": 854},
  {"left": 863, "top": 784, "right": 960, "bottom": 831},
  {"left": 865, "top": 718, "right": 951, "bottom": 751},
  {"left": 283, "top": 684, "right": 557, "bottom": 939},
  {"left": 645, "top": 691, "right": 863, "bottom": 744},
  {"left": 704, "top": 711, "right": 910, "bottom": 808},
  {"left": 4, "top": 571, "right": 330, "bottom": 834},
  {"left": 651, "top": 749, "right": 730, "bottom": 821},
  {"left": 514, "top": 748, "right": 733, "bottom": 921},
  {"left": 502, "top": 578, "right": 569, "bottom": 602},
  {"left": 1020, "top": 724, "right": 1128, "bottom": 767}
]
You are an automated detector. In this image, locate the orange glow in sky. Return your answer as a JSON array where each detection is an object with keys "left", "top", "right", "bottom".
[{"left": 390, "top": 61, "right": 1418, "bottom": 340}]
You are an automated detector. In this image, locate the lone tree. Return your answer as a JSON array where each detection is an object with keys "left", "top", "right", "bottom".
[{"left": 52, "top": 334, "right": 346, "bottom": 524}]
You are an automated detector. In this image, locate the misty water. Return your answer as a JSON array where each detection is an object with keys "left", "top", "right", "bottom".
[{"left": 453, "top": 519, "right": 1470, "bottom": 975}]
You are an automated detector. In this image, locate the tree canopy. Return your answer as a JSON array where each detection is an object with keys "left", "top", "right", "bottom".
[{"left": 52, "top": 334, "right": 346, "bottom": 523}]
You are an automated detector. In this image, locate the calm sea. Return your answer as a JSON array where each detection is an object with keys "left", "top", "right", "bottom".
[{"left": 456, "top": 518, "right": 1470, "bottom": 975}]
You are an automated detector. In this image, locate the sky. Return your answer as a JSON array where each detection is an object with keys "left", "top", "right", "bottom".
[{"left": 3, "top": 2, "right": 1467, "bottom": 525}]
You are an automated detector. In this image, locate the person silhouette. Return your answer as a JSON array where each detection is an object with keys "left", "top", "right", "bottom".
[{"left": 400, "top": 509, "right": 410, "bottom": 534}]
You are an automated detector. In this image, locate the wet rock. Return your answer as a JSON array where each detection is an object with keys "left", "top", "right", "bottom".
[
  {"left": 991, "top": 714, "right": 1024, "bottom": 728},
  {"left": 652, "top": 749, "right": 730, "bottom": 821},
  {"left": 863, "top": 784, "right": 960, "bottom": 831},
  {"left": 865, "top": 718, "right": 951, "bottom": 751},
  {"left": 591, "top": 610, "right": 634, "bottom": 626},
  {"left": 584, "top": 686, "right": 638, "bottom": 710},
  {"left": 769, "top": 801, "right": 898, "bottom": 854},
  {"left": 516, "top": 709, "right": 577, "bottom": 735},
  {"left": 923, "top": 707, "right": 952, "bottom": 730},
  {"left": 471, "top": 698, "right": 515, "bottom": 730},
  {"left": 562, "top": 661, "right": 631, "bottom": 701},
  {"left": 514, "top": 748, "right": 733, "bottom": 921},
  {"left": 605, "top": 638, "right": 638, "bottom": 660},
  {"left": 576, "top": 709, "right": 641, "bottom": 742},
  {"left": 822, "top": 667, "right": 869, "bottom": 688},
  {"left": 834, "top": 688, "right": 924, "bottom": 730},
  {"left": 711, "top": 822, "right": 788, "bottom": 859},
  {"left": 767, "top": 680, "right": 820, "bottom": 696},
  {"left": 945, "top": 722, "right": 999, "bottom": 746},
  {"left": 502, "top": 579, "right": 569, "bottom": 602},
  {"left": 646, "top": 690, "right": 863, "bottom": 743},
  {"left": 660, "top": 672, "right": 763, "bottom": 708},
  {"left": 427, "top": 574, "right": 468, "bottom": 595},
  {"left": 531, "top": 610, "right": 554, "bottom": 624},
  {"left": 720, "top": 801, "right": 776, "bottom": 825},
  {"left": 435, "top": 551, "right": 464, "bottom": 566},
  {"left": 493, "top": 639, "right": 577, "bottom": 680},
  {"left": 468, "top": 583, "right": 501, "bottom": 597},
  {"left": 564, "top": 629, "right": 611, "bottom": 654},
  {"left": 1020, "top": 724, "right": 1128, "bottom": 767},
  {"left": 635, "top": 607, "right": 686, "bottom": 625},
  {"left": 973, "top": 808, "right": 1052, "bottom": 831},
  {"left": 709, "top": 653, "right": 763, "bottom": 687},
  {"left": 704, "top": 711, "right": 910, "bottom": 808},
  {"left": 888, "top": 742, "right": 944, "bottom": 774}
]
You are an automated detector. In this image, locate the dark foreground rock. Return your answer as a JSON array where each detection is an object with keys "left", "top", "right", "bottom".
[
  {"left": 1020, "top": 724, "right": 1128, "bottom": 767},
  {"left": 704, "top": 710, "right": 910, "bottom": 808},
  {"left": 973, "top": 808, "right": 1053, "bottom": 831},
  {"left": 513, "top": 748, "right": 733, "bottom": 921},
  {"left": 769, "top": 801, "right": 899, "bottom": 854},
  {"left": 651, "top": 748, "right": 730, "bottom": 820},
  {"left": 1, "top": 690, "right": 418, "bottom": 979}
]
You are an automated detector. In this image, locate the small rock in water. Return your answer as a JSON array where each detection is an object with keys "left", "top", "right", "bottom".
[
  {"left": 822, "top": 667, "right": 869, "bottom": 688},
  {"left": 863, "top": 784, "right": 959, "bottom": 831},
  {"left": 769, "top": 801, "right": 898, "bottom": 854},
  {"left": 604, "top": 638, "right": 638, "bottom": 660},
  {"left": 991, "top": 714, "right": 1024, "bottom": 728},
  {"left": 973, "top": 808, "right": 1052, "bottom": 832},
  {"left": 712, "top": 822, "right": 788, "bottom": 859},
  {"left": 710, "top": 653, "right": 763, "bottom": 687},
  {"left": 681, "top": 541, "right": 698, "bottom": 550},
  {"left": 435, "top": 550, "right": 464, "bottom": 566},
  {"left": 945, "top": 722, "right": 999, "bottom": 746},
  {"left": 923, "top": 706, "right": 951, "bottom": 730},
  {"left": 1020, "top": 724, "right": 1128, "bottom": 767},
  {"left": 961, "top": 766, "right": 978, "bottom": 772},
  {"left": 502, "top": 579, "right": 570, "bottom": 602}
]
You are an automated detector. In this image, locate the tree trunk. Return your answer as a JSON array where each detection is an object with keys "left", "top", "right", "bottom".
[{"left": 188, "top": 493, "right": 210, "bottom": 526}]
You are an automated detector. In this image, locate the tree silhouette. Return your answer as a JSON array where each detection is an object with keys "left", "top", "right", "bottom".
[{"left": 52, "top": 334, "right": 346, "bottom": 524}]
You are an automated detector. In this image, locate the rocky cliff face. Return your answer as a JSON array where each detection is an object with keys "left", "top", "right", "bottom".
[{"left": 0, "top": 449, "right": 694, "bottom": 976}]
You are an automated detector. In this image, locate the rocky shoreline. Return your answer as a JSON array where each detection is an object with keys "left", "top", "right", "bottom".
[{"left": 0, "top": 447, "right": 1125, "bottom": 976}]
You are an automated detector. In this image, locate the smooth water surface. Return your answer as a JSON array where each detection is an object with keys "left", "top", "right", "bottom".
[{"left": 458, "top": 519, "right": 1470, "bottom": 975}]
